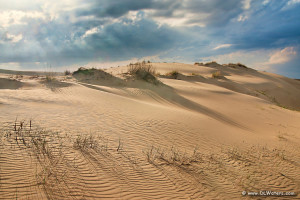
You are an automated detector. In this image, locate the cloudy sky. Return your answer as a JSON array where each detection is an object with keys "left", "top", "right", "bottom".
[{"left": 0, "top": 0, "right": 299, "bottom": 78}]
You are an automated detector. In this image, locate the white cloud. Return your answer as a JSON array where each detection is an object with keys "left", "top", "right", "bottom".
[
  {"left": 146, "top": 10, "right": 207, "bottom": 27},
  {"left": 237, "top": 14, "right": 248, "bottom": 22},
  {"left": 282, "top": 0, "right": 300, "bottom": 10},
  {"left": 6, "top": 33, "right": 23, "bottom": 43},
  {"left": 263, "top": 0, "right": 270, "bottom": 5},
  {"left": 0, "top": 10, "right": 46, "bottom": 27},
  {"left": 199, "top": 49, "right": 272, "bottom": 71},
  {"left": 213, "top": 44, "right": 232, "bottom": 50},
  {"left": 287, "top": 0, "right": 300, "bottom": 6},
  {"left": 82, "top": 27, "right": 100, "bottom": 38},
  {"left": 243, "top": 0, "right": 252, "bottom": 10},
  {"left": 0, "top": 33, "right": 23, "bottom": 43},
  {"left": 267, "top": 47, "right": 297, "bottom": 64},
  {"left": 205, "top": 47, "right": 298, "bottom": 73}
]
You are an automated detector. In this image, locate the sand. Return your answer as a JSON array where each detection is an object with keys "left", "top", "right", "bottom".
[{"left": 0, "top": 63, "right": 299, "bottom": 199}]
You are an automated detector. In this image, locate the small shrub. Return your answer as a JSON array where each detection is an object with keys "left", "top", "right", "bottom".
[
  {"left": 225, "top": 63, "right": 248, "bottom": 69},
  {"left": 165, "top": 70, "right": 180, "bottom": 79},
  {"left": 205, "top": 61, "right": 218, "bottom": 65},
  {"left": 73, "top": 135, "right": 98, "bottom": 150},
  {"left": 236, "top": 63, "right": 248, "bottom": 68},
  {"left": 212, "top": 71, "right": 223, "bottom": 79},
  {"left": 45, "top": 75, "right": 56, "bottom": 82},
  {"left": 128, "top": 63, "right": 159, "bottom": 84},
  {"left": 144, "top": 145, "right": 203, "bottom": 166},
  {"left": 64, "top": 70, "right": 71, "bottom": 75},
  {"left": 73, "top": 67, "right": 96, "bottom": 75}
]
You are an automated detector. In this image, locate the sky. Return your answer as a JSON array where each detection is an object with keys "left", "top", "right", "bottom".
[{"left": 0, "top": 0, "right": 299, "bottom": 78}]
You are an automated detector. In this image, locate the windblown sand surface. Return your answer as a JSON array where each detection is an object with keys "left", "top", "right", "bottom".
[{"left": 0, "top": 63, "right": 299, "bottom": 199}]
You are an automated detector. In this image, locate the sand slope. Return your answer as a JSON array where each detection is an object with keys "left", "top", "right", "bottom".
[{"left": 0, "top": 63, "right": 299, "bottom": 199}]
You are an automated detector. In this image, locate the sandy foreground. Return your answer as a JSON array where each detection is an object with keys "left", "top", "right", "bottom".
[{"left": 0, "top": 62, "right": 299, "bottom": 199}]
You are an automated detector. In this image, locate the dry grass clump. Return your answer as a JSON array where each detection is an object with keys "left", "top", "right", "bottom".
[
  {"left": 127, "top": 62, "right": 160, "bottom": 85},
  {"left": 64, "top": 70, "right": 71, "bottom": 75},
  {"left": 41, "top": 75, "right": 72, "bottom": 91},
  {"left": 73, "top": 134, "right": 109, "bottom": 153},
  {"left": 224, "top": 62, "right": 248, "bottom": 69},
  {"left": 144, "top": 145, "right": 202, "bottom": 166},
  {"left": 45, "top": 75, "right": 56, "bottom": 82},
  {"left": 73, "top": 135, "right": 99, "bottom": 150},
  {"left": 10, "top": 74, "right": 24, "bottom": 80},
  {"left": 3, "top": 119, "right": 66, "bottom": 188},
  {"left": 44, "top": 71, "right": 57, "bottom": 82},
  {"left": 165, "top": 70, "right": 180, "bottom": 79},
  {"left": 1, "top": 119, "right": 130, "bottom": 199},
  {"left": 204, "top": 61, "right": 221, "bottom": 67},
  {"left": 212, "top": 70, "right": 223, "bottom": 79}
]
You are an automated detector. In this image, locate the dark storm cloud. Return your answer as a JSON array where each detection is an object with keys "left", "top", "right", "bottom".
[
  {"left": 0, "top": 13, "right": 184, "bottom": 66},
  {"left": 77, "top": 0, "right": 245, "bottom": 26},
  {"left": 83, "top": 18, "right": 181, "bottom": 59},
  {"left": 0, "top": 0, "right": 300, "bottom": 77},
  {"left": 76, "top": 0, "right": 176, "bottom": 18}
]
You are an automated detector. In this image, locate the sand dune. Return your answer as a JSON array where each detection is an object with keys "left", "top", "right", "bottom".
[{"left": 0, "top": 63, "right": 299, "bottom": 199}]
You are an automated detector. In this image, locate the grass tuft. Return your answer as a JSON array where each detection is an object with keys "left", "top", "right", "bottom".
[
  {"left": 144, "top": 145, "right": 203, "bottom": 166},
  {"left": 211, "top": 70, "right": 223, "bottom": 79},
  {"left": 127, "top": 62, "right": 160, "bottom": 84},
  {"left": 64, "top": 70, "right": 71, "bottom": 75},
  {"left": 45, "top": 75, "right": 56, "bottom": 82},
  {"left": 73, "top": 135, "right": 98, "bottom": 150},
  {"left": 225, "top": 62, "right": 248, "bottom": 69},
  {"left": 165, "top": 70, "right": 180, "bottom": 79}
]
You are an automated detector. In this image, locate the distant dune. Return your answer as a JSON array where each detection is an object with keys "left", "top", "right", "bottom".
[
  {"left": 0, "top": 62, "right": 299, "bottom": 199},
  {"left": 0, "top": 68, "right": 62, "bottom": 76}
]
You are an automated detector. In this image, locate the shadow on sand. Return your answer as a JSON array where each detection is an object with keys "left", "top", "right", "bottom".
[
  {"left": 41, "top": 80, "right": 74, "bottom": 92},
  {"left": 0, "top": 78, "right": 24, "bottom": 90},
  {"left": 76, "top": 74, "right": 250, "bottom": 131}
]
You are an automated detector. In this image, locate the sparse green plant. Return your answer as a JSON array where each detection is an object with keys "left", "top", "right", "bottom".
[{"left": 73, "top": 67, "right": 97, "bottom": 75}]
